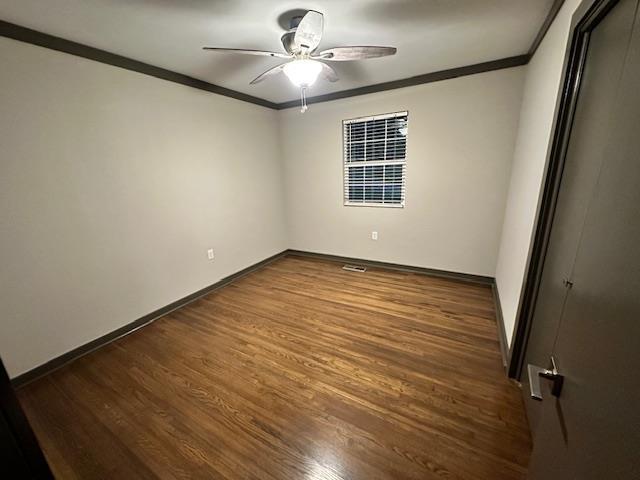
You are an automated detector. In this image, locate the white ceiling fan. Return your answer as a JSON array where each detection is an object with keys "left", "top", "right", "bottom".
[{"left": 203, "top": 10, "right": 397, "bottom": 112}]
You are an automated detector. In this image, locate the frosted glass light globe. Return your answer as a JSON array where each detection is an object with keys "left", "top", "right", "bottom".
[{"left": 283, "top": 60, "right": 322, "bottom": 87}]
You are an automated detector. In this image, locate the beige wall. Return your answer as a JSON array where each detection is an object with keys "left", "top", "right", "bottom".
[
  {"left": 495, "top": 0, "right": 583, "bottom": 347},
  {"left": 0, "top": 37, "right": 287, "bottom": 377},
  {"left": 279, "top": 67, "right": 525, "bottom": 276}
]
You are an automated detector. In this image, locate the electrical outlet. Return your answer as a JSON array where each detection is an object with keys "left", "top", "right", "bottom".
[
  {"left": 371, "top": 231, "right": 378, "bottom": 241},
  {"left": 207, "top": 249, "right": 214, "bottom": 260}
]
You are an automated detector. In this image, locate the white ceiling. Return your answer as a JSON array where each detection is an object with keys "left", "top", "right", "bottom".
[{"left": 0, "top": 0, "right": 554, "bottom": 104}]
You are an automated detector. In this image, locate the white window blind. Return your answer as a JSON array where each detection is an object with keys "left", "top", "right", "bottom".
[{"left": 343, "top": 111, "right": 408, "bottom": 207}]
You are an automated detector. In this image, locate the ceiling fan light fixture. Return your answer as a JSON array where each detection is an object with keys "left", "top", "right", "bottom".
[{"left": 283, "top": 59, "right": 322, "bottom": 87}]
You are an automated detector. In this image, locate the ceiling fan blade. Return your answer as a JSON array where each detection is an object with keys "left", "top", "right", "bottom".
[
  {"left": 319, "top": 62, "right": 339, "bottom": 82},
  {"left": 249, "top": 62, "right": 288, "bottom": 85},
  {"left": 203, "top": 47, "right": 291, "bottom": 59},
  {"left": 313, "top": 46, "right": 397, "bottom": 61},
  {"left": 294, "top": 10, "right": 324, "bottom": 52}
]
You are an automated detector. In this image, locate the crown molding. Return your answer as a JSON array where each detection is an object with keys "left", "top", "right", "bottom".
[
  {"left": 276, "top": 55, "right": 529, "bottom": 109},
  {"left": 0, "top": 20, "right": 279, "bottom": 109},
  {"left": 528, "top": 0, "right": 566, "bottom": 57}
]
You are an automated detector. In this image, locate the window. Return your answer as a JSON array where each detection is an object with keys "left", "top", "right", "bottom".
[{"left": 343, "top": 111, "right": 408, "bottom": 207}]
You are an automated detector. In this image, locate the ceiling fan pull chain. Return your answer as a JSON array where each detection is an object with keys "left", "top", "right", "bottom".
[{"left": 300, "top": 87, "right": 308, "bottom": 113}]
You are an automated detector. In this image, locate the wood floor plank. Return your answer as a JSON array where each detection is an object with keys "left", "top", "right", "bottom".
[{"left": 17, "top": 254, "right": 531, "bottom": 479}]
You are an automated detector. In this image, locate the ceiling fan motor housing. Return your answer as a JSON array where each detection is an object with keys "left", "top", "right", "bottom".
[
  {"left": 281, "top": 31, "right": 297, "bottom": 54},
  {"left": 281, "top": 14, "right": 309, "bottom": 54}
]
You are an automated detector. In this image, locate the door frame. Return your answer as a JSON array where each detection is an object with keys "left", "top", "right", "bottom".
[{"left": 508, "top": 0, "right": 624, "bottom": 379}]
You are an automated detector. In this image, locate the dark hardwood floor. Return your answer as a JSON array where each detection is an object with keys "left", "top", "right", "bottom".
[{"left": 17, "top": 254, "right": 531, "bottom": 479}]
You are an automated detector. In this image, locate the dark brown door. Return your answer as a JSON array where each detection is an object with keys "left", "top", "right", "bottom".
[
  {"left": 522, "top": 0, "right": 638, "bottom": 435},
  {"left": 524, "top": 1, "right": 640, "bottom": 478}
]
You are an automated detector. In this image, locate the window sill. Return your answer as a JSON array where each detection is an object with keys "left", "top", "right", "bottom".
[{"left": 344, "top": 202, "right": 405, "bottom": 208}]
